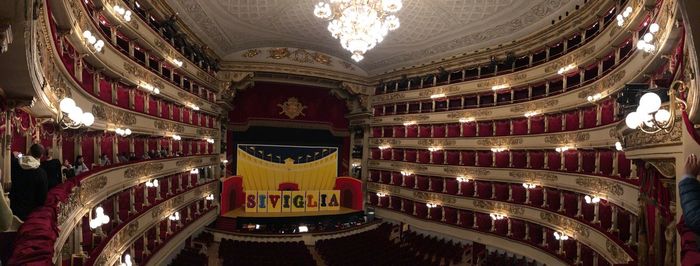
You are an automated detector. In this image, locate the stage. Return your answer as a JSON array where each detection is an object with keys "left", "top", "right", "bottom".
[
  {"left": 216, "top": 207, "right": 365, "bottom": 234},
  {"left": 222, "top": 207, "right": 360, "bottom": 218}
]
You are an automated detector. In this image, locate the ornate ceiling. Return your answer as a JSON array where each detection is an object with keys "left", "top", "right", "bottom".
[{"left": 167, "top": 0, "right": 576, "bottom": 75}]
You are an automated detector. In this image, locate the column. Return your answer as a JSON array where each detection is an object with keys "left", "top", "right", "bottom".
[
  {"left": 608, "top": 206, "right": 619, "bottom": 233},
  {"left": 155, "top": 179, "right": 163, "bottom": 201},
  {"left": 143, "top": 184, "right": 150, "bottom": 207},
  {"left": 113, "top": 196, "right": 123, "bottom": 224},
  {"left": 167, "top": 177, "right": 173, "bottom": 196},
  {"left": 428, "top": 178, "right": 433, "bottom": 191},
  {"left": 575, "top": 242, "right": 582, "bottom": 265},
  {"left": 541, "top": 229, "right": 548, "bottom": 247},
  {"left": 166, "top": 218, "right": 173, "bottom": 235},
  {"left": 558, "top": 192, "right": 565, "bottom": 213},
  {"left": 142, "top": 234, "right": 151, "bottom": 257},
  {"left": 524, "top": 223, "right": 530, "bottom": 240},
  {"left": 542, "top": 187, "right": 549, "bottom": 208},
  {"left": 593, "top": 202, "right": 601, "bottom": 224},
  {"left": 442, "top": 178, "right": 447, "bottom": 193},
  {"left": 525, "top": 187, "right": 531, "bottom": 205},
  {"left": 2, "top": 110, "right": 12, "bottom": 190},
  {"left": 129, "top": 188, "right": 137, "bottom": 214},
  {"left": 507, "top": 185, "right": 513, "bottom": 202},
  {"left": 155, "top": 223, "right": 162, "bottom": 245},
  {"left": 507, "top": 219, "right": 513, "bottom": 236},
  {"left": 490, "top": 182, "right": 496, "bottom": 200},
  {"left": 575, "top": 195, "right": 583, "bottom": 218}
]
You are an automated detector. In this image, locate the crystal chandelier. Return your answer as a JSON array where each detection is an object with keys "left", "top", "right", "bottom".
[{"left": 313, "top": 0, "right": 402, "bottom": 62}]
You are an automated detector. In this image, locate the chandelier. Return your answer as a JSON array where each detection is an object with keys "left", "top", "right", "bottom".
[
  {"left": 624, "top": 80, "right": 687, "bottom": 134},
  {"left": 313, "top": 0, "right": 402, "bottom": 62}
]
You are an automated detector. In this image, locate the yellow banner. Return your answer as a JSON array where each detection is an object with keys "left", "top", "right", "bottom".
[
  {"left": 237, "top": 148, "right": 338, "bottom": 191},
  {"left": 245, "top": 190, "right": 341, "bottom": 212}
]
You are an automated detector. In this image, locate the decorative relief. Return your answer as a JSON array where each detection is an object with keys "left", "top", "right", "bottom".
[
  {"left": 544, "top": 46, "right": 596, "bottom": 73},
  {"left": 645, "top": 159, "right": 676, "bottom": 178},
  {"left": 443, "top": 167, "right": 490, "bottom": 177},
  {"left": 373, "top": 93, "right": 406, "bottom": 103},
  {"left": 577, "top": 70, "right": 626, "bottom": 98},
  {"left": 123, "top": 62, "right": 165, "bottom": 90},
  {"left": 368, "top": 161, "right": 381, "bottom": 166},
  {"left": 80, "top": 175, "right": 108, "bottom": 203},
  {"left": 575, "top": 177, "right": 624, "bottom": 196},
  {"left": 123, "top": 163, "right": 164, "bottom": 179},
  {"left": 196, "top": 128, "right": 219, "bottom": 138},
  {"left": 177, "top": 92, "right": 204, "bottom": 108},
  {"left": 173, "top": 195, "right": 185, "bottom": 205},
  {"left": 176, "top": 158, "right": 204, "bottom": 169},
  {"left": 417, "top": 139, "right": 456, "bottom": 147},
  {"left": 277, "top": 97, "right": 307, "bottom": 119},
  {"left": 540, "top": 212, "right": 590, "bottom": 238},
  {"left": 417, "top": 85, "right": 461, "bottom": 97},
  {"left": 476, "top": 73, "right": 527, "bottom": 88},
  {"left": 446, "top": 109, "right": 493, "bottom": 119},
  {"left": 413, "top": 191, "right": 456, "bottom": 204},
  {"left": 389, "top": 162, "right": 427, "bottom": 171},
  {"left": 241, "top": 49, "right": 261, "bottom": 58},
  {"left": 57, "top": 188, "right": 82, "bottom": 225},
  {"left": 623, "top": 119, "right": 681, "bottom": 149},
  {"left": 124, "top": 221, "right": 139, "bottom": 238},
  {"left": 154, "top": 120, "right": 185, "bottom": 133},
  {"left": 476, "top": 138, "right": 523, "bottom": 147},
  {"left": 92, "top": 104, "right": 137, "bottom": 126},
  {"left": 509, "top": 99, "right": 558, "bottom": 113},
  {"left": 151, "top": 201, "right": 172, "bottom": 219},
  {"left": 508, "top": 171, "right": 558, "bottom": 182},
  {"left": 370, "top": 139, "right": 401, "bottom": 145},
  {"left": 367, "top": 182, "right": 400, "bottom": 194},
  {"left": 472, "top": 200, "right": 524, "bottom": 215},
  {"left": 606, "top": 239, "right": 632, "bottom": 263},
  {"left": 264, "top": 48, "right": 334, "bottom": 66},
  {"left": 543, "top": 132, "right": 590, "bottom": 144},
  {"left": 392, "top": 115, "right": 430, "bottom": 122}
]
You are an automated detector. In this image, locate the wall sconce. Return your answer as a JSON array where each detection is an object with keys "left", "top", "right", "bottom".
[
  {"left": 584, "top": 195, "right": 602, "bottom": 204},
  {"left": 491, "top": 84, "right": 509, "bottom": 91},
  {"left": 555, "top": 146, "right": 575, "bottom": 153},
  {"left": 615, "top": 141, "right": 623, "bottom": 151},
  {"left": 522, "top": 183, "right": 537, "bottom": 189},
  {"left": 145, "top": 179, "right": 159, "bottom": 188},
  {"left": 118, "top": 253, "right": 133, "bottom": 266},
  {"left": 426, "top": 202, "right": 439, "bottom": 208},
  {"left": 169, "top": 211, "right": 181, "bottom": 221},
  {"left": 637, "top": 23, "right": 660, "bottom": 53},
  {"left": 172, "top": 135, "right": 182, "bottom": 141},
  {"left": 490, "top": 147, "right": 507, "bottom": 152},
  {"left": 171, "top": 58, "right": 184, "bottom": 68},
  {"left": 553, "top": 231, "right": 570, "bottom": 240},
  {"left": 587, "top": 93, "right": 603, "bottom": 103},
  {"left": 430, "top": 93, "right": 446, "bottom": 99},
  {"left": 190, "top": 168, "right": 199, "bottom": 175},
  {"left": 81, "top": 30, "right": 104, "bottom": 52},
  {"left": 456, "top": 175, "right": 471, "bottom": 183},
  {"left": 400, "top": 170, "right": 413, "bottom": 176},
  {"left": 89, "top": 206, "right": 110, "bottom": 229},
  {"left": 459, "top": 117, "right": 475, "bottom": 123},
  {"left": 489, "top": 213, "right": 507, "bottom": 220},
  {"left": 524, "top": 111, "right": 540, "bottom": 118},
  {"left": 206, "top": 194, "right": 214, "bottom": 201},
  {"left": 222, "top": 159, "right": 229, "bottom": 164},
  {"left": 206, "top": 138, "right": 215, "bottom": 144},
  {"left": 427, "top": 146, "right": 443, "bottom": 152},
  {"left": 616, "top": 6, "right": 633, "bottom": 27},
  {"left": 112, "top": 5, "right": 133, "bottom": 22},
  {"left": 557, "top": 64, "right": 576, "bottom": 75},
  {"left": 625, "top": 81, "right": 686, "bottom": 133},
  {"left": 378, "top": 144, "right": 391, "bottom": 150},
  {"left": 139, "top": 82, "right": 161, "bottom": 95},
  {"left": 115, "top": 128, "right": 132, "bottom": 137},
  {"left": 189, "top": 104, "right": 200, "bottom": 111},
  {"left": 403, "top": 120, "right": 417, "bottom": 126},
  {"left": 376, "top": 191, "right": 388, "bottom": 197},
  {"left": 58, "top": 97, "right": 95, "bottom": 129}
]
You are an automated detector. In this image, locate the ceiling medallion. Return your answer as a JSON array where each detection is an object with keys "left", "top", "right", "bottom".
[{"left": 313, "top": 0, "right": 402, "bottom": 62}]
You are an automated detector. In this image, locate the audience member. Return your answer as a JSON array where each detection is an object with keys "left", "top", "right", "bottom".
[
  {"left": 680, "top": 154, "right": 700, "bottom": 235},
  {"left": 74, "top": 155, "right": 89, "bottom": 175},
  {"left": 99, "top": 153, "right": 112, "bottom": 166},
  {"left": 142, "top": 152, "right": 151, "bottom": 160},
  {"left": 62, "top": 159, "right": 75, "bottom": 179},
  {"left": 129, "top": 152, "right": 138, "bottom": 161},
  {"left": 9, "top": 144, "right": 48, "bottom": 221},
  {"left": 40, "top": 149, "right": 62, "bottom": 189},
  {"left": 117, "top": 152, "right": 128, "bottom": 164}
]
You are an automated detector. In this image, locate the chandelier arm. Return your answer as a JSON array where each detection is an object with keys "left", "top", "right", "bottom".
[{"left": 638, "top": 125, "right": 663, "bottom": 134}]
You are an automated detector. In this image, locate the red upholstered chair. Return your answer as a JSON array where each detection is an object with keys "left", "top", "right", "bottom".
[
  {"left": 495, "top": 120, "right": 510, "bottom": 136},
  {"left": 547, "top": 151, "right": 561, "bottom": 171},
  {"left": 372, "top": 127, "right": 382, "bottom": 138},
  {"left": 494, "top": 183, "right": 508, "bottom": 201},
  {"left": 392, "top": 149, "right": 404, "bottom": 161},
  {"left": 510, "top": 184, "right": 526, "bottom": 203},
  {"left": 430, "top": 177, "right": 443, "bottom": 192},
  {"left": 406, "top": 125, "right": 418, "bottom": 137},
  {"left": 82, "top": 67, "right": 94, "bottom": 94},
  {"left": 447, "top": 124, "right": 460, "bottom": 137},
  {"left": 403, "top": 175, "right": 415, "bottom": 188},
  {"left": 445, "top": 179, "right": 458, "bottom": 195},
  {"left": 381, "top": 148, "right": 392, "bottom": 160},
  {"left": 581, "top": 150, "right": 596, "bottom": 173},
  {"left": 599, "top": 150, "right": 614, "bottom": 175},
  {"left": 393, "top": 126, "right": 405, "bottom": 138},
  {"left": 418, "top": 125, "right": 432, "bottom": 137},
  {"left": 564, "top": 150, "right": 579, "bottom": 172},
  {"left": 494, "top": 152, "right": 509, "bottom": 168},
  {"left": 416, "top": 176, "right": 429, "bottom": 190},
  {"left": 460, "top": 151, "right": 475, "bottom": 166},
  {"left": 511, "top": 151, "right": 527, "bottom": 168},
  {"left": 446, "top": 151, "right": 460, "bottom": 165},
  {"left": 433, "top": 124, "right": 446, "bottom": 138},
  {"left": 477, "top": 151, "right": 492, "bottom": 167},
  {"left": 565, "top": 110, "right": 580, "bottom": 131},
  {"left": 583, "top": 106, "right": 597, "bottom": 128},
  {"left": 529, "top": 151, "right": 545, "bottom": 169},
  {"left": 600, "top": 99, "right": 616, "bottom": 125},
  {"left": 475, "top": 181, "right": 491, "bottom": 199},
  {"left": 530, "top": 115, "right": 545, "bottom": 134},
  {"left": 432, "top": 150, "right": 445, "bottom": 164},
  {"left": 382, "top": 126, "right": 393, "bottom": 138},
  {"left": 477, "top": 122, "right": 493, "bottom": 136},
  {"left": 370, "top": 148, "right": 380, "bottom": 160},
  {"left": 546, "top": 189, "right": 561, "bottom": 212},
  {"left": 511, "top": 118, "right": 528, "bottom": 135},
  {"left": 418, "top": 150, "right": 430, "bottom": 164},
  {"left": 405, "top": 149, "right": 417, "bottom": 162},
  {"left": 461, "top": 122, "right": 477, "bottom": 137},
  {"left": 546, "top": 114, "right": 563, "bottom": 133}
]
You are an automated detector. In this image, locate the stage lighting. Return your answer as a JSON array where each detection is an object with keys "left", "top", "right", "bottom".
[{"left": 298, "top": 225, "right": 309, "bottom": 233}]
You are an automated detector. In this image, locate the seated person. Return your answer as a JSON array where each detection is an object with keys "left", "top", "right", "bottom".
[
  {"left": 142, "top": 152, "right": 151, "bottom": 160},
  {"left": 98, "top": 153, "right": 112, "bottom": 166},
  {"left": 117, "top": 152, "right": 128, "bottom": 164},
  {"left": 74, "top": 155, "right": 90, "bottom": 175},
  {"left": 9, "top": 144, "right": 48, "bottom": 221},
  {"left": 129, "top": 152, "right": 138, "bottom": 161},
  {"left": 40, "top": 149, "right": 62, "bottom": 189}
]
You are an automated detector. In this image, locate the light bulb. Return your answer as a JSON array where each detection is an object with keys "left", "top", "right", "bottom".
[
  {"left": 615, "top": 141, "right": 623, "bottom": 151},
  {"left": 638, "top": 92, "right": 661, "bottom": 113},
  {"left": 643, "top": 33, "right": 653, "bottom": 43},
  {"left": 82, "top": 112, "right": 95, "bottom": 126},
  {"left": 101, "top": 214, "right": 110, "bottom": 224},
  {"left": 625, "top": 6, "right": 633, "bottom": 14},
  {"left": 637, "top": 40, "right": 647, "bottom": 50},
  {"left": 654, "top": 109, "right": 671, "bottom": 123},
  {"left": 649, "top": 23, "right": 660, "bottom": 33},
  {"left": 82, "top": 30, "right": 92, "bottom": 38},
  {"left": 69, "top": 107, "right": 83, "bottom": 123},
  {"left": 124, "top": 128, "right": 132, "bottom": 135},
  {"left": 59, "top": 98, "right": 76, "bottom": 112},
  {"left": 87, "top": 35, "right": 97, "bottom": 45},
  {"left": 625, "top": 112, "right": 642, "bottom": 129},
  {"left": 584, "top": 195, "right": 592, "bottom": 204},
  {"left": 95, "top": 206, "right": 104, "bottom": 215},
  {"left": 89, "top": 219, "right": 99, "bottom": 229}
]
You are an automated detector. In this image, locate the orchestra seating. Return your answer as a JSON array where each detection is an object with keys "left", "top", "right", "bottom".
[{"left": 218, "top": 239, "right": 315, "bottom": 266}]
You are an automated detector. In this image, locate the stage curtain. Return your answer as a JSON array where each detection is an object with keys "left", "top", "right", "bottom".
[{"left": 236, "top": 148, "right": 338, "bottom": 191}]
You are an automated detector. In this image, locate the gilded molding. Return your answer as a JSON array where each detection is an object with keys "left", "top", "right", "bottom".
[
  {"left": 196, "top": 128, "right": 219, "bottom": 138},
  {"left": 543, "top": 132, "right": 590, "bottom": 144},
  {"left": 389, "top": 162, "right": 427, "bottom": 171},
  {"left": 57, "top": 188, "right": 82, "bottom": 225},
  {"left": 539, "top": 212, "right": 591, "bottom": 238},
  {"left": 392, "top": 115, "right": 430, "bottom": 122},
  {"left": 544, "top": 46, "right": 596, "bottom": 73},
  {"left": 476, "top": 137, "right": 523, "bottom": 147},
  {"left": 92, "top": 104, "right": 137, "bottom": 126},
  {"left": 645, "top": 159, "right": 676, "bottom": 178},
  {"left": 413, "top": 191, "right": 457, "bottom": 204},
  {"left": 472, "top": 200, "right": 524, "bottom": 215},
  {"left": 509, "top": 99, "right": 559, "bottom": 113},
  {"left": 623, "top": 118, "right": 681, "bottom": 149},
  {"left": 154, "top": 120, "right": 185, "bottom": 133},
  {"left": 123, "top": 62, "right": 165, "bottom": 90},
  {"left": 442, "top": 167, "right": 490, "bottom": 176},
  {"left": 176, "top": 158, "right": 204, "bottom": 169},
  {"left": 123, "top": 162, "right": 165, "bottom": 179},
  {"left": 417, "top": 85, "right": 461, "bottom": 97},
  {"left": 446, "top": 109, "right": 493, "bottom": 118},
  {"left": 476, "top": 73, "right": 527, "bottom": 88},
  {"left": 177, "top": 92, "right": 205, "bottom": 108},
  {"left": 368, "top": 161, "right": 381, "bottom": 166},
  {"left": 508, "top": 171, "right": 558, "bottom": 182},
  {"left": 370, "top": 139, "right": 401, "bottom": 145},
  {"left": 416, "top": 139, "right": 456, "bottom": 147},
  {"left": 373, "top": 93, "right": 406, "bottom": 103},
  {"left": 80, "top": 175, "right": 108, "bottom": 203},
  {"left": 606, "top": 239, "right": 632, "bottom": 262},
  {"left": 367, "top": 182, "right": 400, "bottom": 194},
  {"left": 241, "top": 49, "right": 261, "bottom": 58},
  {"left": 574, "top": 177, "right": 624, "bottom": 196},
  {"left": 577, "top": 70, "right": 626, "bottom": 98}
]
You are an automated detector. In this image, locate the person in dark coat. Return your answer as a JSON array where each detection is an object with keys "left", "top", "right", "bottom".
[
  {"left": 681, "top": 154, "right": 700, "bottom": 235},
  {"left": 9, "top": 144, "right": 48, "bottom": 221},
  {"left": 40, "top": 149, "right": 62, "bottom": 189}
]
